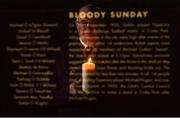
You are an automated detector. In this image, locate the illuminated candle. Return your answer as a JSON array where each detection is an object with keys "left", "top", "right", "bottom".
[{"left": 82, "top": 57, "right": 95, "bottom": 94}]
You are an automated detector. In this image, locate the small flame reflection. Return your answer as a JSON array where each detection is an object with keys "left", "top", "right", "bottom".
[{"left": 88, "top": 57, "right": 92, "bottom": 63}]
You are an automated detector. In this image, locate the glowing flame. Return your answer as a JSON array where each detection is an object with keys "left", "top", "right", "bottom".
[{"left": 88, "top": 57, "right": 92, "bottom": 63}]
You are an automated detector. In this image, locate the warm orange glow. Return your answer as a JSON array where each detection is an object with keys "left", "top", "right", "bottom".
[{"left": 82, "top": 57, "right": 95, "bottom": 71}]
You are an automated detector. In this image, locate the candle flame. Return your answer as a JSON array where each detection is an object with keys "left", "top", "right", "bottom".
[{"left": 88, "top": 57, "right": 92, "bottom": 63}]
